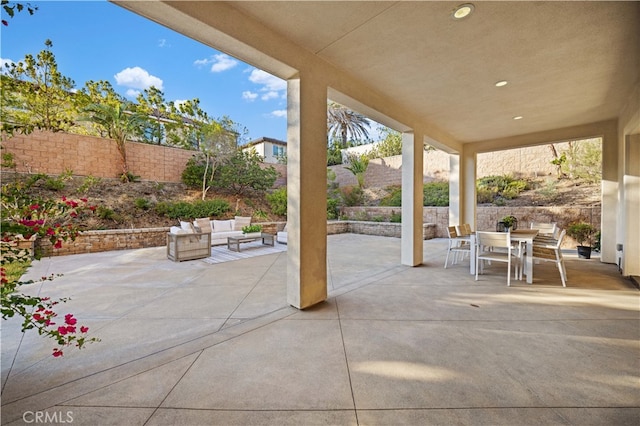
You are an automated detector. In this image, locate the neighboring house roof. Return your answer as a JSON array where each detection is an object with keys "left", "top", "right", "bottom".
[{"left": 243, "top": 137, "right": 287, "bottom": 148}]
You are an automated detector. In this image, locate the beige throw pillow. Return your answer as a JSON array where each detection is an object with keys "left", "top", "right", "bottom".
[
  {"left": 234, "top": 216, "right": 252, "bottom": 231},
  {"left": 213, "top": 220, "right": 233, "bottom": 232},
  {"left": 195, "top": 218, "right": 212, "bottom": 233}
]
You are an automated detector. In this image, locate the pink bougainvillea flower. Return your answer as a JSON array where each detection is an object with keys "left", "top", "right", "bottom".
[
  {"left": 65, "top": 325, "right": 76, "bottom": 334},
  {"left": 46, "top": 228, "right": 55, "bottom": 236},
  {"left": 29, "top": 204, "right": 40, "bottom": 210},
  {"left": 52, "top": 349, "right": 63, "bottom": 357},
  {"left": 80, "top": 326, "right": 89, "bottom": 333},
  {"left": 57, "top": 326, "right": 68, "bottom": 335},
  {"left": 54, "top": 240, "right": 62, "bottom": 249},
  {"left": 64, "top": 314, "right": 77, "bottom": 326}
]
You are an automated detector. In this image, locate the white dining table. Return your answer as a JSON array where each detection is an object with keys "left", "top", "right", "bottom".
[{"left": 469, "top": 229, "right": 539, "bottom": 284}]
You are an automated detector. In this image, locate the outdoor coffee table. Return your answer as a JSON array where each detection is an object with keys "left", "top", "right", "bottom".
[{"left": 227, "top": 233, "right": 275, "bottom": 252}]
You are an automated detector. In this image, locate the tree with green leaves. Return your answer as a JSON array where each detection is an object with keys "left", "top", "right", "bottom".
[
  {"left": 327, "top": 102, "right": 371, "bottom": 149},
  {"left": 76, "top": 80, "right": 126, "bottom": 136},
  {"left": 82, "top": 101, "right": 146, "bottom": 181},
  {"left": 196, "top": 122, "right": 237, "bottom": 199},
  {"left": 344, "top": 153, "right": 370, "bottom": 188},
  {"left": 135, "top": 86, "right": 175, "bottom": 145},
  {"left": 367, "top": 126, "right": 403, "bottom": 158},
  {"left": 214, "top": 149, "right": 278, "bottom": 195},
  {"left": 167, "top": 98, "right": 210, "bottom": 149},
  {"left": 1, "top": 1, "right": 37, "bottom": 26},
  {"left": 1, "top": 39, "right": 77, "bottom": 136}
]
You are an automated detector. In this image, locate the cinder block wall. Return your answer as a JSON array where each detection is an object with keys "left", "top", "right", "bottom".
[
  {"left": 2, "top": 131, "right": 194, "bottom": 182},
  {"left": 330, "top": 143, "right": 572, "bottom": 188}
]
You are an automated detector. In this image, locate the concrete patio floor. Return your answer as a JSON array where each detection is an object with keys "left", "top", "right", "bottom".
[{"left": 1, "top": 234, "right": 638, "bottom": 425}]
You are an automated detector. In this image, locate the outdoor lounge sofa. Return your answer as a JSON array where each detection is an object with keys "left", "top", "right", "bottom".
[
  {"left": 276, "top": 224, "right": 287, "bottom": 244},
  {"left": 170, "top": 216, "right": 252, "bottom": 246}
]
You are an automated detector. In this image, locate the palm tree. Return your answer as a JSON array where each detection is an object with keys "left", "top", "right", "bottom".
[
  {"left": 82, "top": 102, "right": 145, "bottom": 181},
  {"left": 327, "top": 102, "right": 371, "bottom": 149}
]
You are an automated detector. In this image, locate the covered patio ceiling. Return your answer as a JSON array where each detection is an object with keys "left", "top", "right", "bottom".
[{"left": 115, "top": 1, "right": 639, "bottom": 146}]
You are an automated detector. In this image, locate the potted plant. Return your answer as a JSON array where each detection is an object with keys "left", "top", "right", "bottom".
[
  {"left": 496, "top": 215, "right": 518, "bottom": 232},
  {"left": 242, "top": 224, "right": 262, "bottom": 238},
  {"left": 567, "top": 222, "right": 596, "bottom": 259}
]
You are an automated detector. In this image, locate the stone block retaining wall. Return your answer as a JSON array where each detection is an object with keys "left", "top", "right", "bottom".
[
  {"left": 341, "top": 206, "right": 600, "bottom": 248},
  {"left": 36, "top": 220, "right": 438, "bottom": 257}
]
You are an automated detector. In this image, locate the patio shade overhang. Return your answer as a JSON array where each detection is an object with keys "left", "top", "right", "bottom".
[{"left": 112, "top": 1, "right": 640, "bottom": 299}]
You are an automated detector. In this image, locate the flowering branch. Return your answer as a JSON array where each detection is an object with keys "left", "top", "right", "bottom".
[{"left": 1, "top": 182, "right": 100, "bottom": 357}]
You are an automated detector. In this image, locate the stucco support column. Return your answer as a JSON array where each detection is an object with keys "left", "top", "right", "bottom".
[
  {"left": 623, "top": 134, "right": 640, "bottom": 275},
  {"left": 449, "top": 150, "right": 476, "bottom": 229},
  {"left": 401, "top": 131, "right": 424, "bottom": 266},
  {"left": 286, "top": 75, "right": 328, "bottom": 309},
  {"left": 449, "top": 154, "right": 462, "bottom": 226}
]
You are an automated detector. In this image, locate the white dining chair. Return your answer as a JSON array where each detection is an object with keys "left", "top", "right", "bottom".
[
  {"left": 475, "top": 231, "right": 520, "bottom": 286},
  {"left": 532, "top": 229, "right": 568, "bottom": 286},
  {"left": 444, "top": 226, "right": 471, "bottom": 268}
]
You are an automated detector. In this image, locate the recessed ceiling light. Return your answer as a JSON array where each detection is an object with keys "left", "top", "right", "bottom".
[
  {"left": 495, "top": 80, "right": 508, "bottom": 87},
  {"left": 452, "top": 3, "right": 474, "bottom": 20},
  {"left": 513, "top": 116, "right": 523, "bottom": 120}
]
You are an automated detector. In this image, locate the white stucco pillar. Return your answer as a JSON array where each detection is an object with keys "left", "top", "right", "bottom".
[
  {"left": 462, "top": 149, "right": 477, "bottom": 230},
  {"left": 449, "top": 150, "right": 477, "bottom": 229},
  {"left": 286, "top": 75, "right": 328, "bottom": 309},
  {"left": 401, "top": 131, "right": 424, "bottom": 266},
  {"left": 448, "top": 154, "right": 461, "bottom": 226},
  {"left": 623, "top": 134, "right": 640, "bottom": 275}
]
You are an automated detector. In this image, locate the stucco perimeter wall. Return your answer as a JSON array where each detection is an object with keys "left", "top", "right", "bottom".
[{"left": 2, "top": 131, "right": 194, "bottom": 182}]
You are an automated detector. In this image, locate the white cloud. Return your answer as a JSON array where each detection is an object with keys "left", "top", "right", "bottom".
[
  {"left": 158, "top": 39, "right": 170, "bottom": 48},
  {"left": 174, "top": 99, "right": 189, "bottom": 108},
  {"left": 269, "top": 110, "right": 287, "bottom": 118},
  {"left": 248, "top": 69, "right": 286, "bottom": 91},
  {"left": 194, "top": 54, "right": 238, "bottom": 73},
  {"left": 261, "top": 91, "right": 279, "bottom": 101},
  {"left": 242, "top": 91, "right": 258, "bottom": 102},
  {"left": 125, "top": 89, "right": 141, "bottom": 98},
  {"left": 0, "top": 58, "right": 14, "bottom": 74},
  {"left": 114, "top": 66, "right": 163, "bottom": 91}
]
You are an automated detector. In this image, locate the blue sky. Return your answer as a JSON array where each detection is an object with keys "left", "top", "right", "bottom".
[{"left": 1, "top": 0, "right": 288, "bottom": 143}]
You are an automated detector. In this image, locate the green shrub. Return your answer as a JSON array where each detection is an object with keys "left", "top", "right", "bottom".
[
  {"left": 389, "top": 210, "right": 402, "bottom": 223},
  {"left": 423, "top": 182, "right": 449, "bottom": 206},
  {"left": 242, "top": 224, "right": 262, "bottom": 233},
  {"left": 213, "top": 150, "right": 278, "bottom": 195},
  {"left": 266, "top": 187, "right": 287, "bottom": 216},
  {"left": 181, "top": 156, "right": 207, "bottom": 189},
  {"left": 77, "top": 175, "right": 101, "bottom": 194},
  {"left": 155, "top": 199, "right": 230, "bottom": 219},
  {"left": 120, "top": 172, "right": 140, "bottom": 183},
  {"left": 340, "top": 186, "right": 364, "bottom": 207},
  {"left": 327, "top": 197, "right": 340, "bottom": 220},
  {"left": 379, "top": 185, "right": 402, "bottom": 207},
  {"left": 253, "top": 209, "right": 269, "bottom": 220},
  {"left": 96, "top": 206, "right": 117, "bottom": 220},
  {"left": 134, "top": 198, "right": 151, "bottom": 210},
  {"left": 476, "top": 187, "right": 495, "bottom": 204},
  {"left": 476, "top": 175, "right": 528, "bottom": 204}
]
